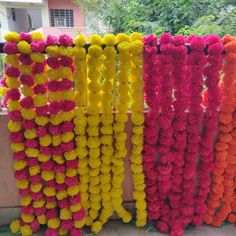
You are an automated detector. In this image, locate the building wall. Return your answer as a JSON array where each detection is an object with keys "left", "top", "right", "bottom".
[
  {"left": 6, "top": 8, "right": 29, "bottom": 32},
  {"left": 28, "top": 9, "right": 42, "bottom": 29},
  {"left": 47, "top": 0, "right": 85, "bottom": 28}
]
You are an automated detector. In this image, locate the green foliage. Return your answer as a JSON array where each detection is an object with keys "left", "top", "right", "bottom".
[{"left": 75, "top": 0, "right": 236, "bottom": 36}]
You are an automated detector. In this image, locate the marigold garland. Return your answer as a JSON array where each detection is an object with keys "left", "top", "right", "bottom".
[
  {"left": 143, "top": 34, "right": 160, "bottom": 221},
  {"left": 86, "top": 34, "right": 103, "bottom": 232},
  {"left": 180, "top": 36, "right": 206, "bottom": 228},
  {"left": 129, "top": 33, "right": 147, "bottom": 227},
  {"left": 98, "top": 34, "right": 117, "bottom": 226},
  {"left": 193, "top": 35, "right": 223, "bottom": 226},
  {"left": 204, "top": 36, "right": 236, "bottom": 227},
  {"left": 111, "top": 33, "right": 132, "bottom": 224},
  {"left": 169, "top": 35, "right": 188, "bottom": 236}
]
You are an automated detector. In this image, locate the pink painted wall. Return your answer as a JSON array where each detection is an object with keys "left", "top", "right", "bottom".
[
  {"left": 0, "top": 114, "right": 134, "bottom": 207},
  {"left": 48, "top": 0, "right": 85, "bottom": 28}
]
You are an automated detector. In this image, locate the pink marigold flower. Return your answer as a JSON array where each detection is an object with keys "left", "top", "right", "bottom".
[
  {"left": 5, "top": 66, "right": 20, "bottom": 77},
  {"left": 20, "top": 97, "right": 34, "bottom": 108},
  {"left": 59, "top": 34, "right": 73, "bottom": 46},
  {"left": 3, "top": 42, "right": 18, "bottom": 54}
]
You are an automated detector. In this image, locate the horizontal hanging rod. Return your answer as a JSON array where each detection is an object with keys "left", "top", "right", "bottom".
[{"left": 0, "top": 42, "right": 223, "bottom": 55}]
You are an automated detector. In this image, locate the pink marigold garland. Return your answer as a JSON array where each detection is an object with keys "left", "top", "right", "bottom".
[
  {"left": 169, "top": 35, "right": 189, "bottom": 236},
  {"left": 193, "top": 35, "right": 223, "bottom": 226},
  {"left": 143, "top": 34, "right": 160, "bottom": 220},
  {"left": 181, "top": 36, "right": 207, "bottom": 227},
  {"left": 155, "top": 33, "right": 174, "bottom": 234}
]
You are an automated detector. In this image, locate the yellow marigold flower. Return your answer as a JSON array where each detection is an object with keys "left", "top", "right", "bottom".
[
  {"left": 74, "top": 34, "right": 87, "bottom": 46},
  {"left": 24, "top": 128, "right": 37, "bottom": 139},
  {"left": 7, "top": 100, "right": 20, "bottom": 111},
  {"left": 89, "top": 34, "right": 103, "bottom": 45},
  {"left": 35, "top": 116, "right": 49, "bottom": 126},
  {"left": 22, "top": 214, "right": 34, "bottom": 223},
  {"left": 46, "top": 201, "right": 57, "bottom": 209},
  {"left": 42, "top": 171, "right": 54, "bottom": 181},
  {"left": 56, "top": 190, "right": 67, "bottom": 201},
  {"left": 37, "top": 215, "right": 47, "bottom": 225},
  {"left": 5, "top": 55, "right": 19, "bottom": 67},
  {"left": 10, "top": 143, "right": 24, "bottom": 152},
  {"left": 75, "top": 219, "right": 86, "bottom": 228},
  {"left": 53, "top": 155, "right": 65, "bottom": 165},
  {"left": 13, "top": 160, "right": 26, "bottom": 170},
  {"left": 34, "top": 73, "right": 47, "bottom": 84},
  {"left": 60, "top": 208, "right": 71, "bottom": 220},
  {"left": 31, "top": 31, "right": 43, "bottom": 40},
  {"left": 55, "top": 173, "right": 65, "bottom": 184},
  {"left": 40, "top": 134, "right": 52, "bottom": 147},
  {"left": 6, "top": 77, "right": 20, "bottom": 89},
  {"left": 46, "top": 45, "right": 60, "bottom": 57},
  {"left": 67, "top": 185, "right": 80, "bottom": 196},
  {"left": 116, "top": 33, "right": 130, "bottom": 43},
  {"left": 17, "top": 40, "right": 31, "bottom": 54},
  {"left": 103, "top": 33, "right": 116, "bottom": 45},
  {"left": 34, "top": 94, "right": 47, "bottom": 107},
  {"left": 30, "top": 52, "right": 45, "bottom": 63},
  {"left": 47, "top": 218, "right": 60, "bottom": 229},
  {"left": 29, "top": 165, "right": 40, "bottom": 176},
  {"left": 21, "top": 86, "right": 34, "bottom": 97},
  {"left": 38, "top": 154, "right": 50, "bottom": 162},
  {"left": 25, "top": 148, "right": 39, "bottom": 158},
  {"left": 43, "top": 187, "right": 56, "bottom": 197},
  {"left": 20, "top": 195, "right": 32, "bottom": 206},
  {"left": 91, "top": 221, "right": 102, "bottom": 234},
  {"left": 20, "top": 225, "right": 32, "bottom": 236},
  {"left": 21, "top": 109, "right": 36, "bottom": 120},
  {"left": 16, "top": 179, "right": 29, "bottom": 189},
  {"left": 10, "top": 219, "right": 20, "bottom": 234},
  {"left": 4, "top": 32, "right": 19, "bottom": 42},
  {"left": 33, "top": 199, "right": 45, "bottom": 208},
  {"left": 70, "top": 203, "right": 81, "bottom": 213},
  {"left": 130, "top": 32, "right": 143, "bottom": 42}
]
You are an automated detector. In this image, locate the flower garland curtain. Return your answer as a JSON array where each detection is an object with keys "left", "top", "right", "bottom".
[{"left": 1, "top": 32, "right": 236, "bottom": 236}]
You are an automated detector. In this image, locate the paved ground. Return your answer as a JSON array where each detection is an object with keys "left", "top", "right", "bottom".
[{"left": 0, "top": 220, "right": 235, "bottom": 236}]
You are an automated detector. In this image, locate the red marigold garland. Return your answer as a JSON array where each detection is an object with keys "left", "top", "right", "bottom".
[
  {"left": 193, "top": 35, "right": 223, "bottom": 226},
  {"left": 155, "top": 33, "right": 174, "bottom": 233},
  {"left": 180, "top": 36, "right": 206, "bottom": 228},
  {"left": 143, "top": 34, "right": 160, "bottom": 221},
  {"left": 169, "top": 35, "right": 188, "bottom": 236}
]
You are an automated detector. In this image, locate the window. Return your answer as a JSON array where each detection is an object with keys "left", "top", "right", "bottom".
[{"left": 50, "top": 9, "right": 74, "bottom": 27}]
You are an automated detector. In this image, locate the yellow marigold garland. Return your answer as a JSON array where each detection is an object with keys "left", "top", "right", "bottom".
[
  {"left": 112, "top": 33, "right": 132, "bottom": 223},
  {"left": 73, "top": 34, "right": 90, "bottom": 218},
  {"left": 129, "top": 33, "right": 147, "bottom": 227},
  {"left": 98, "top": 34, "right": 117, "bottom": 226},
  {"left": 86, "top": 34, "right": 103, "bottom": 232}
]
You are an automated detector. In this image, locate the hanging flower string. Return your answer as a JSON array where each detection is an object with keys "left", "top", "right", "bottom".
[
  {"left": 193, "top": 35, "right": 223, "bottom": 226},
  {"left": 98, "top": 34, "right": 117, "bottom": 227},
  {"left": 3, "top": 32, "right": 37, "bottom": 236},
  {"left": 205, "top": 36, "right": 236, "bottom": 227},
  {"left": 155, "top": 33, "right": 174, "bottom": 234},
  {"left": 86, "top": 34, "right": 103, "bottom": 232},
  {"left": 169, "top": 35, "right": 188, "bottom": 236},
  {"left": 143, "top": 34, "right": 160, "bottom": 221},
  {"left": 129, "top": 33, "right": 147, "bottom": 227},
  {"left": 181, "top": 36, "right": 206, "bottom": 228}
]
